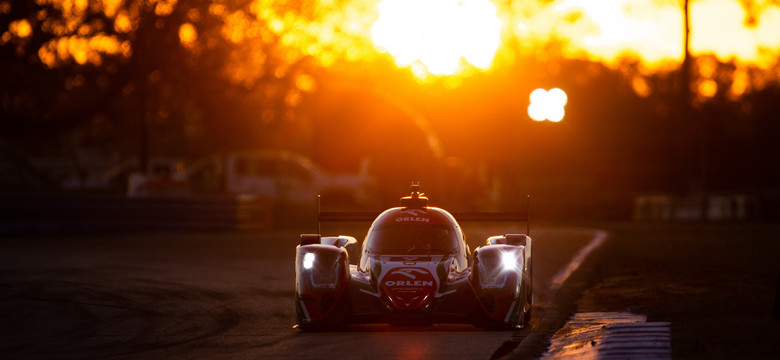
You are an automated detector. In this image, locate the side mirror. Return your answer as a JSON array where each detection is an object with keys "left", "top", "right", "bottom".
[
  {"left": 322, "top": 236, "right": 358, "bottom": 264},
  {"left": 486, "top": 234, "right": 528, "bottom": 246},
  {"left": 504, "top": 234, "right": 528, "bottom": 246},
  {"left": 322, "top": 235, "right": 357, "bottom": 248},
  {"left": 300, "top": 234, "right": 321, "bottom": 245}
]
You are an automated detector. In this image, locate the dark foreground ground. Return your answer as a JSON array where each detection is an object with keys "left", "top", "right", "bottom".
[
  {"left": 539, "top": 222, "right": 780, "bottom": 359},
  {"left": 0, "top": 222, "right": 777, "bottom": 359},
  {"left": 0, "top": 224, "right": 594, "bottom": 359}
]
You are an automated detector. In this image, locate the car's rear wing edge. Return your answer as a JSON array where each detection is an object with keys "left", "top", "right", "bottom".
[
  {"left": 317, "top": 195, "right": 531, "bottom": 235},
  {"left": 318, "top": 212, "right": 381, "bottom": 222}
]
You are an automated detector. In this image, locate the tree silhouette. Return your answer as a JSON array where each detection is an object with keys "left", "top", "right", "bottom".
[{"left": 0, "top": 0, "right": 348, "bottom": 170}]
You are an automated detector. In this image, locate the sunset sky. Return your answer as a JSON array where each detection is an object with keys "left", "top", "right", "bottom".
[
  {"left": 4, "top": 0, "right": 779, "bottom": 82},
  {"left": 369, "top": 0, "right": 780, "bottom": 80}
]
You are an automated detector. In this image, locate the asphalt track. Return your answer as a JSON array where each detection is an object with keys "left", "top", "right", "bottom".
[{"left": 0, "top": 225, "right": 603, "bottom": 359}]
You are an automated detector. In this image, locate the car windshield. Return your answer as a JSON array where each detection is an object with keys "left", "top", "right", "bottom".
[{"left": 367, "top": 224, "right": 458, "bottom": 254}]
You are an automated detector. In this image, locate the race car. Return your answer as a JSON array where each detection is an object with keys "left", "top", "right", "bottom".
[{"left": 294, "top": 183, "right": 532, "bottom": 330}]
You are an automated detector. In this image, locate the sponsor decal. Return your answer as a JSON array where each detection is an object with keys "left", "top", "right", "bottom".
[
  {"left": 402, "top": 256, "right": 418, "bottom": 265},
  {"left": 380, "top": 267, "right": 438, "bottom": 310},
  {"left": 394, "top": 209, "right": 431, "bottom": 223},
  {"left": 381, "top": 208, "right": 451, "bottom": 225},
  {"left": 395, "top": 216, "right": 430, "bottom": 223},
  {"left": 384, "top": 280, "right": 435, "bottom": 287},
  {"left": 401, "top": 209, "right": 426, "bottom": 216}
]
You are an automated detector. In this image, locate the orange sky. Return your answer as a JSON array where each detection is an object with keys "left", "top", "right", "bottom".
[
  {"left": 3, "top": 0, "right": 779, "bottom": 86},
  {"left": 370, "top": 0, "right": 780, "bottom": 79}
]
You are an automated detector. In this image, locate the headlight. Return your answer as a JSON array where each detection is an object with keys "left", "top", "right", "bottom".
[
  {"left": 303, "top": 252, "right": 315, "bottom": 269},
  {"left": 476, "top": 249, "right": 520, "bottom": 289},
  {"left": 501, "top": 251, "right": 517, "bottom": 270},
  {"left": 299, "top": 251, "right": 341, "bottom": 289}
]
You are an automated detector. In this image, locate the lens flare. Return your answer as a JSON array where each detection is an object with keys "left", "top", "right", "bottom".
[
  {"left": 371, "top": 0, "right": 502, "bottom": 78},
  {"left": 528, "top": 88, "right": 567, "bottom": 122}
]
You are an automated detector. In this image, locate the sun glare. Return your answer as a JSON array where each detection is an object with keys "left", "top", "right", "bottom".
[
  {"left": 553, "top": 0, "right": 682, "bottom": 66},
  {"left": 528, "top": 88, "right": 567, "bottom": 122},
  {"left": 371, "top": 0, "right": 502, "bottom": 78},
  {"left": 10, "top": 0, "right": 780, "bottom": 91},
  {"left": 513, "top": 0, "right": 780, "bottom": 72}
]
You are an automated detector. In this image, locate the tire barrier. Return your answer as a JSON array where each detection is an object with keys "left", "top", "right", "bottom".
[{"left": 0, "top": 194, "right": 272, "bottom": 234}]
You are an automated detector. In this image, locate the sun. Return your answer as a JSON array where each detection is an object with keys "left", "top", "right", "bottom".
[{"left": 371, "top": 0, "right": 503, "bottom": 78}]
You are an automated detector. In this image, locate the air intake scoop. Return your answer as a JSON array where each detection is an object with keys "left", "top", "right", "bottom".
[
  {"left": 400, "top": 182, "right": 428, "bottom": 208},
  {"left": 380, "top": 266, "right": 438, "bottom": 310}
]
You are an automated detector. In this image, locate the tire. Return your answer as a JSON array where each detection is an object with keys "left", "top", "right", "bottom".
[
  {"left": 295, "top": 322, "right": 341, "bottom": 332},
  {"left": 295, "top": 311, "right": 345, "bottom": 331},
  {"left": 523, "top": 284, "right": 533, "bottom": 325}
]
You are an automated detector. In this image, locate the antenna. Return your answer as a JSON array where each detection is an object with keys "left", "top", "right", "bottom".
[
  {"left": 317, "top": 194, "right": 321, "bottom": 234},
  {"left": 526, "top": 195, "right": 531, "bottom": 235},
  {"left": 401, "top": 182, "right": 428, "bottom": 208},
  {"left": 410, "top": 182, "right": 421, "bottom": 195}
]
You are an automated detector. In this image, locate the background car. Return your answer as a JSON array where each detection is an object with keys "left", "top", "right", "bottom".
[{"left": 187, "top": 150, "right": 375, "bottom": 207}]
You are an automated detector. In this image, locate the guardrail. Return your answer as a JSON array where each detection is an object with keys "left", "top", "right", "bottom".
[{"left": 0, "top": 194, "right": 272, "bottom": 234}]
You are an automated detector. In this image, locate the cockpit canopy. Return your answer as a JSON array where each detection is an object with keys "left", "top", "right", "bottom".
[
  {"left": 367, "top": 223, "right": 458, "bottom": 254},
  {"left": 364, "top": 207, "right": 463, "bottom": 255}
]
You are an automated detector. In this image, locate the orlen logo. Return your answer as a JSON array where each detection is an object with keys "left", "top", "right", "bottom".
[
  {"left": 380, "top": 267, "right": 437, "bottom": 310},
  {"left": 395, "top": 216, "right": 430, "bottom": 223},
  {"left": 394, "top": 209, "right": 430, "bottom": 223}
]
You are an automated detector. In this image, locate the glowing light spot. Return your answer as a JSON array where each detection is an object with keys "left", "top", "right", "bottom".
[
  {"left": 114, "top": 12, "right": 133, "bottom": 33},
  {"left": 270, "top": 18, "right": 285, "bottom": 34},
  {"left": 38, "top": 46, "right": 56, "bottom": 68},
  {"left": 730, "top": 70, "right": 748, "bottom": 98},
  {"left": 528, "top": 88, "right": 567, "bottom": 122},
  {"left": 72, "top": 0, "right": 87, "bottom": 14},
  {"left": 699, "top": 79, "right": 717, "bottom": 98},
  {"left": 371, "top": 0, "right": 502, "bottom": 78},
  {"left": 501, "top": 252, "right": 517, "bottom": 270},
  {"left": 295, "top": 74, "right": 317, "bottom": 92},
  {"left": 155, "top": 0, "right": 177, "bottom": 16},
  {"left": 179, "top": 23, "right": 197, "bottom": 47},
  {"left": 9, "top": 19, "right": 32, "bottom": 38},
  {"left": 102, "top": 0, "right": 122, "bottom": 17},
  {"left": 68, "top": 36, "right": 88, "bottom": 65},
  {"left": 631, "top": 77, "right": 651, "bottom": 98},
  {"left": 209, "top": 3, "right": 226, "bottom": 16},
  {"left": 303, "top": 253, "right": 315, "bottom": 269}
]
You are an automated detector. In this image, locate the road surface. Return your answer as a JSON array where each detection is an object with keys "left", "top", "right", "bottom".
[
  {"left": 0, "top": 224, "right": 601, "bottom": 359},
  {"left": 4, "top": 222, "right": 777, "bottom": 359}
]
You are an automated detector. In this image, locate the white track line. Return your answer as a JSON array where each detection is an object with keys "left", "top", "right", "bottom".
[
  {"left": 489, "top": 229, "right": 608, "bottom": 360},
  {"left": 548, "top": 229, "right": 608, "bottom": 297}
]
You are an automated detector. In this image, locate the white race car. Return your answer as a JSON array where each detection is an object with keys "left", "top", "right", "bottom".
[{"left": 295, "top": 184, "right": 532, "bottom": 330}]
